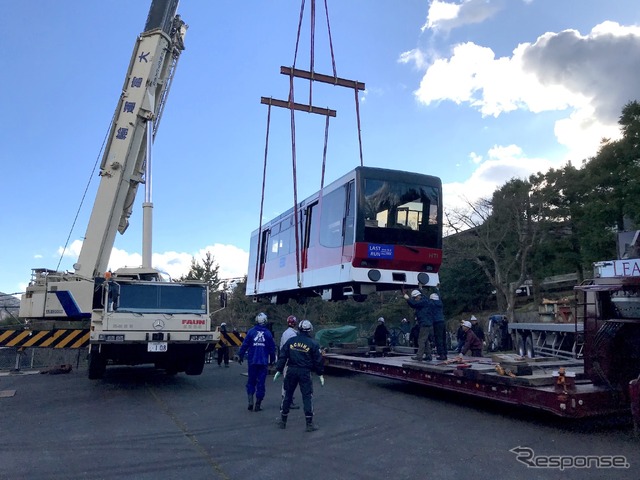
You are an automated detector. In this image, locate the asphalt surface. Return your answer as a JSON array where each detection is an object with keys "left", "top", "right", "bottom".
[{"left": 0, "top": 361, "right": 638, "bottom": 480}]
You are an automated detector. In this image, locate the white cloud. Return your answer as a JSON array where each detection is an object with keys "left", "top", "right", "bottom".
[
  {"left": 398, "top": 48, "right": 429, "bottom": 70},
  {"left": 404, "top": 21, "right": 640, "bottom": 164},
  {"left": 58, "top": 240, "right": 249, "bottom": 282},
  {"left": 423, "top": 0, "right": 505, "bottom": 33},
  {"left": 443, "top": 144, "right": 554, "bottom": 211}
]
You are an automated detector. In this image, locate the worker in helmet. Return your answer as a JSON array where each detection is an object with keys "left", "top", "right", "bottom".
[
  {"left": 373, "top": 317, "right": 390, "bottom": 347},
  {"left": 236, "top": 312, "right": 276, "bottom": 412},
  {"left": 279, "top": 315, "right": 300, "bottom": 410},
  {"left": 469, "top": 315, "right": 485, "bottom": 343},
  {"left": 457, "top": 320, "right": 483, "bottom": 357},
  {"left": 403, "top": 289, "right": 435, "bottom": 361},
  {"left": 274, "top": 319, "right": 325, "bottom": 432},
  {"left": 217, "top": 322, "right": 230, "bottom": 367},
  {"left": 428, "top": 291, "right": 447, "bottom": 361}
]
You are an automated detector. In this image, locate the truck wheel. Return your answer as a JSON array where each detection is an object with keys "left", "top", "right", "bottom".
[
  {"left": 185, "top": 353, "right": 205, "bottom": 376},
  {"left": 88, "top": 352, "right": 106, "bottom": 380},
  {"left": 525, "top": 336, "right": 535, "bottom": 358},
  {"left": 516, "top": 335, "right": 526, "bottom": 357}
]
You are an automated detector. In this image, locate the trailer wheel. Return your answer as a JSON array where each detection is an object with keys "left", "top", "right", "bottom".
[
  {"left": 88, "top": 351, "right": 106, "bottom": 380},
  {"left": 488, "top": 323, "right": 501, "bottom": 352},
  {"left": 525, "top": 336, "right": 535, "bottom": 358},
  {"left": 516, "top": 335, "right": 526, "bottom": 357}
]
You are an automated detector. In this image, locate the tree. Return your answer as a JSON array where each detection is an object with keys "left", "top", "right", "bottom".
[
  {"left": 446, "top": 179, "right": 543, "bottom": 320},
  {"left": 176, "top": 251, "right": 221, "bottom": 316}
]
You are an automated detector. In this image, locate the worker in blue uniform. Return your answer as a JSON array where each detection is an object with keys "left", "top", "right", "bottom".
[{"left": 237, "top": 312, "right": 276, "bottom": 412}]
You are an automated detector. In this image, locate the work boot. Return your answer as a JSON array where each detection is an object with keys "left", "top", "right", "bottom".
[
  {"left": 277, "top": 415, "right": 287, "bottom": 429},
  {"left": 437, "top": 355, "right": 447, "bottom": 361},
  {"left": 411, "top": 356, "right": 422, "bottom": 362},
  {"left": 254, "top": 399, "right": 262, "bottom": 412},
  {"left": 305, "top": 417, "right": 317, "bottom": 432},
  {"left": 247, "top": 395, "right": 254, "bottom": 411}
]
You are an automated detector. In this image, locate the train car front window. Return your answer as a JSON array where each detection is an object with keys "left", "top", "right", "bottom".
[{"left": 363, "top": 178, "right": 441, "bottom": 248}]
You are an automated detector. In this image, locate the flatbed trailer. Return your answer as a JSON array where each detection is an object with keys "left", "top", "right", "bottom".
[{"left": 323, "top": 351, "right": 631, "bottom": 419}]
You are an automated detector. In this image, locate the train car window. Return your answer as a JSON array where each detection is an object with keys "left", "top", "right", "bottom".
[
  {"left": 320, "top": 188, "right": 346, "bottom": 248},
  {"left": 363, "top": 178, "right": 441, "bottom": 248}
]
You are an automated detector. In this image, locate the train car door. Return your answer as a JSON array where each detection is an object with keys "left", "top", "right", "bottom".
[
  {"left": 301, "top": 201, "right": 319, "bottom": 271},
  {"left": 258, "top": 228, "right": 270, "bottom": 280},
  {"left": 342, "top": 180, "right": 355, "bottom": 261}
]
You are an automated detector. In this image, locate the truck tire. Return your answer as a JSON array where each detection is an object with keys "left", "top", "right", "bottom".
[
  {"left": 525, "top": 336, "right": 535, "bottom": 358},
  {"left": 88, "top": 351, "right": 106, "bottom": 380},
  {"left": 185, "top": 352, "right": 205, "bottom": 376}
]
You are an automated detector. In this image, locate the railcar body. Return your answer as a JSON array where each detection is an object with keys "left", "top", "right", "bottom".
[{"left": 247, "top": 167, "right": 443, "bottom": 303}]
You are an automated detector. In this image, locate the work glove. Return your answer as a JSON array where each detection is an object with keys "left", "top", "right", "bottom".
[
  {"left": 403, "top": 294, "right": 409, "bottom": 300},
  {"left": 319, "top": 375, "right": 325, "bottom": 387},
  {"left": 273, "top": 371, "right": 281, "bottom": 382}
]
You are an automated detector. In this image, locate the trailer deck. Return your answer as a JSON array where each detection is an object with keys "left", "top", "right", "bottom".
[{"left": 323, "top": 351, "right": 630, "bottom": 419}]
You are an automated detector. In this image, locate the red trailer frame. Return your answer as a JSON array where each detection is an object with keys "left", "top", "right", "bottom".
[{"left": 324, "top": 353, "right": 631, "bottom": 419}]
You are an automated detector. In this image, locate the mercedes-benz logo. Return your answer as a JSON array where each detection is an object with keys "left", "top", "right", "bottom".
[{"left": 153, "top": 319, "right": 165, "bottom": 330}]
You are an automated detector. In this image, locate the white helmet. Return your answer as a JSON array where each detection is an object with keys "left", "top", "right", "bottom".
[
  {"left": 255, "top": 312, "right": 268, "bottom": 325},
  {"left": 378, "top": 317, "right": 385, "bottom": 323},
  {"left": 299, "top": 320, "right": 313, "bottom": 332},
  {"left": 411, "top": 290, "right": 421, "bottom": 298}
]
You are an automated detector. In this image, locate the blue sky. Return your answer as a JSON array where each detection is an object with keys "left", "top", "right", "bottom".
[{"left": 2, "top": 0, "right": 639, "bottom": 296}]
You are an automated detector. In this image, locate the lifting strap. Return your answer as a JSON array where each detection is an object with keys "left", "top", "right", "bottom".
[
  {"left": 253, "top": 103, "right": 272, "bottom": 294},
  {"left": 256, "top": 0, "right": 366, "bottom": 292}
]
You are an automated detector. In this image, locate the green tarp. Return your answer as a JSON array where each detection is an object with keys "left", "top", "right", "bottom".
[{"left": 315, "top": 325, "right": 358, "bottom": 348}]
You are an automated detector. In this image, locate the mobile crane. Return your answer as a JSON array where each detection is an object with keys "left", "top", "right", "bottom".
[{"left": 18, "top": 0, "right": 215, "bottom": 379}]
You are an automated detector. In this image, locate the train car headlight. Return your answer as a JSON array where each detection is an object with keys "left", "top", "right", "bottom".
[
  {"left": 368, "top": 269, "right": 381, "bottom": 282},
  {"left": 417, "top": 272, "right": 430, "bottom": 284}
]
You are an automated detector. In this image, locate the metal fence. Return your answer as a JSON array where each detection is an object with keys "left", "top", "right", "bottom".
[{"left": 0, "top": 347, "right": 88, "bottom": 372}]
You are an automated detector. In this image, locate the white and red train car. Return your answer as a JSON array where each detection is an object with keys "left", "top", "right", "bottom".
[{"left": 247, "top": 166, "right": 443, "bottom": 303}]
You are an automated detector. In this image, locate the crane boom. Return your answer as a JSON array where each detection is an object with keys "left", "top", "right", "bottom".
[
  {"left": 20, "top": 0, "right": 187, "bottom": 320},
  {"left": 18, "top": 1, "right": 215, "bottom": 380},
  {"left": 75, "top": 0, "right": 186, "bottom": 279}
]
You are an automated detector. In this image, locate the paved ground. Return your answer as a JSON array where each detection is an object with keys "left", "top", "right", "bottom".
[{"left": 0, "top": 360, "right": 638, "bottom": 480}]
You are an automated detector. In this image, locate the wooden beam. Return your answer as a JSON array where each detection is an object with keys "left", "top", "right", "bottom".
[
  {"left": 280, "top": 66, "right": 366, "bottom": 91},
  {"left": 260, "top": 97, "right": 337, "bottom": 117}
]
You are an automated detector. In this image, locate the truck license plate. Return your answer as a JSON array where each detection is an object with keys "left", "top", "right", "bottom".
[{"left": 147, "top": 342, "right": 168, "bottom": 352}]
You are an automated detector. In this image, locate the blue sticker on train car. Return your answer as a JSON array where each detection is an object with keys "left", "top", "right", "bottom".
[{"left": 368, "top": 244, "right": 394, "bottom": 259}]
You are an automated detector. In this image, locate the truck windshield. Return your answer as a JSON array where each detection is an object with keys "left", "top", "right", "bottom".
[{"left": 114, "top": 282, "right": 207, "bottom": 314}]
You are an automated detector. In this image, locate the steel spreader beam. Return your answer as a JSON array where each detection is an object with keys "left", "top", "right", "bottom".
[
  {"left": 280, "top": 66, "right": 366, "bottom": 91},
  {"left": 260, "top": 97, "right": 337, "bottom": 117}
]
